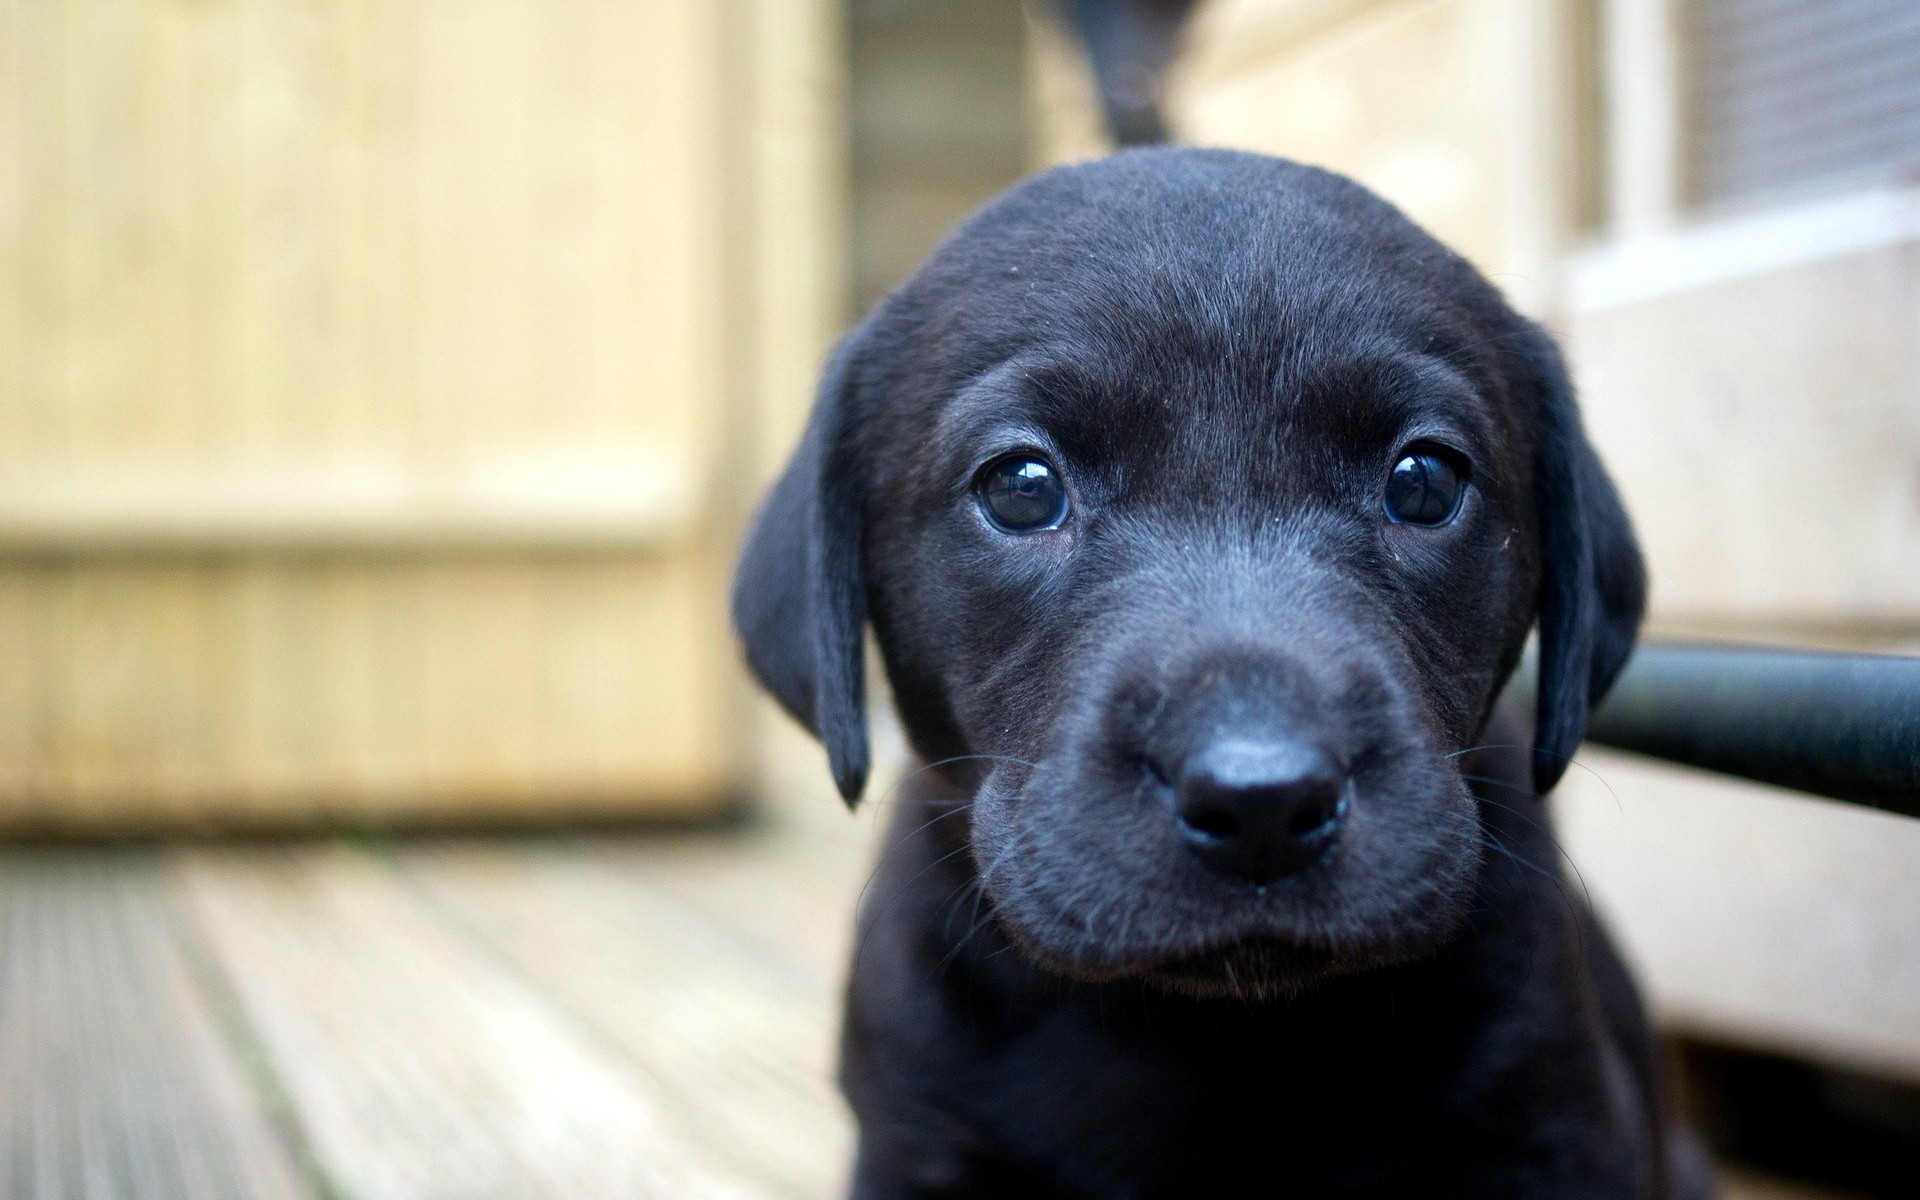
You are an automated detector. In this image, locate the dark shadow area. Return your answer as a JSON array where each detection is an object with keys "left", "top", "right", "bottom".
[
  {"left": 0, "top": 793, "right": 760, "bottom": 848},
  {"left": 1676, "top": 1038, "right": 1920, "bottom": 1197}
]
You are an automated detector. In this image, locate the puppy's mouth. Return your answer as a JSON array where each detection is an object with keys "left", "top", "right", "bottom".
[
  {"left": 1136, "top": 933, "right": 1418, "bottom": 1001},
  {"left": 993, "top": 917, "right": 1440, "bottom": 1002},
  {"left": 975, "top": 856, "right": 1478, "bottom": 1002}
]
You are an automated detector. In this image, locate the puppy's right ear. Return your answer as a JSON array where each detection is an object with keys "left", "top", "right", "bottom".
[
  {"left": 731, "top": 324, "right": 873, "bottom": 806},
  {"left": 1522, "top": 322, "right": 1647, "bottom": 795}
]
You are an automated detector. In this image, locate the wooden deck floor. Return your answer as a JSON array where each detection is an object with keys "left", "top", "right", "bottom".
[
  {"left": 0, "top": 808, "right": 1842, "bottom": 1199},
  {"left": 0, "top": 803, "right": 878, "bottom": 1200}
]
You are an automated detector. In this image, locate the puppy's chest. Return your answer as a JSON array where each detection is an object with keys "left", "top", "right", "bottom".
[{"left": 949, "top": 1015, "right": 1443, "bottom": 1196}]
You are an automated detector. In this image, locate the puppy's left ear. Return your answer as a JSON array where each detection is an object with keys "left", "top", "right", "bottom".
[
  {"left": 731, "top": 323, "right": 874, "bottom": 806},
  {"left": 1522, "top": 322, "right": 1647, "bottom": 793}
]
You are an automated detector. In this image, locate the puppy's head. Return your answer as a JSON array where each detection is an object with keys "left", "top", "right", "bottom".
[{"left": 734, "top": 149, "right": 1643, "bottom": 998}]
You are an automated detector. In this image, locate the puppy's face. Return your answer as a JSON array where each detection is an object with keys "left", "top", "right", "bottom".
[{"left": 736, "top": 149, "right": 1643, "bottom": 999}]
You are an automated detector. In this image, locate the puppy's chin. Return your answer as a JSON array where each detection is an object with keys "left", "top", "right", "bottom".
[
  {"left": 996, "top": 913, "right": 1471, "bottom": 1002},
  {"left": 1139, "top": 937, "right": 1403, "bottom": 1001}
]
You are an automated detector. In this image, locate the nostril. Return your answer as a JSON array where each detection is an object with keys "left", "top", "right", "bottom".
[
  {"left": 1181, "top": 805, "right": 1240, "bottom": 841},
  {"left": 1286, "top": 790, "right": 1342, "bottom": 837}
]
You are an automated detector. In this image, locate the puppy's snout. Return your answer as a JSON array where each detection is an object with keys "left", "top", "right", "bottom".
[{"left": 1170, "top": 738, "right": 1346, "bottom": 884}]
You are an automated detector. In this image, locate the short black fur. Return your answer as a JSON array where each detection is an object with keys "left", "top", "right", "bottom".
[{"left": 732, "top": 147, "right": 1705, "bottom": 1199}]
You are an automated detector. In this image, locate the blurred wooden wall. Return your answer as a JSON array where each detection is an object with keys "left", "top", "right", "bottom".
[
  {"left": 847, "top": 0, "right": 1032, "bottom": 312},
  {"left": 0, "top": 0, "right": 845, "bottom": 830}
]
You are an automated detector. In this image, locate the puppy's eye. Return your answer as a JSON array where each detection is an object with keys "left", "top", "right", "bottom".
[
  {"left": 1383, "top": 448, "right": 1466, "bottom": 526},
  {"left": 978, "top": 455, "right": 1069, "bottom": 532}
]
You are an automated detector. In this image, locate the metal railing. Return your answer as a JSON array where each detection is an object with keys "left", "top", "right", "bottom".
[{"left": 1591, "top": 643, "right": 1920, "bottom": 817}]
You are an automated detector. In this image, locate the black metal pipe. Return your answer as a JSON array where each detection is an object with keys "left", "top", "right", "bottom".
[{"left": 1582, "top": 642, "right": 1920, "bottom": 818}]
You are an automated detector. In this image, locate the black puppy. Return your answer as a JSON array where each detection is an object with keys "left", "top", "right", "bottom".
[{"left": 734, "top": 148, "right": 1710, "bottom": 1199}]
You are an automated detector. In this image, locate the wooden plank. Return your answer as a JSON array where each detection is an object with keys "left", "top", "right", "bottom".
[
  {"left": 572, "top": 816, "right": 881, "bottom": 984},
  {"left": 1555, "top": 748, "right": 1920, "bottom": 1084},
  {"left": 0, "top": 849, "right": 311, "bottom": 1200},
  {"left": 174, "top": 842, "right": 781, "bottom": 1200},
  {"left": 741, "top": 0, "right": 851, "bottom": 485},
  {"left": 0, "top": 0, "right": 24, "bottom": 472},
  {"left": 50, "top": 563, "right": 220, "bottom": 824},
  {"left": 0, "top": 454, "right": 701, "bottom": 552},
  {"left": 0, "top": 570, "right": 52, "bottom": 808},
  {"left": 394, "top": 829, "right": 869, "bottom": 1200},
  {"left": 0, "top": 0, "right": 799, "bottom": 827},
  {"left": 0, "top": 559, "right": 742, "bottom": 833},
  {"left": 1570, "top": 235, "right": 1920, "bottom": 626}
]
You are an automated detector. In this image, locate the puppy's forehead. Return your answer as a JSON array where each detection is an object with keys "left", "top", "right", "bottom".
[
  {"left": 924, "top": 263, "right": 1500, "bottom": 477},
  {"left": 904, "top": 147, "right": 1502, "bottom": 350},
  {"left": 900, "top": 154, "right": 1512, "bottom": 404},
  {"left": 872, "top": 149, "right": 1536, "bottom": 518}
]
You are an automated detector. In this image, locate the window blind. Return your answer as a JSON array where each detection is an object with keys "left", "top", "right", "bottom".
[{"left": 1688, "top": 0, "right": 1920, "bottom": 208}]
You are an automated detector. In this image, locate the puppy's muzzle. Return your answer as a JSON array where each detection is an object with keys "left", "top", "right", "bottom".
[
  {"left": 1123, "top": 642, "right": 1361, "bottom": 886},
  {"left": 1169, "top": 737, "right": 1347, "bottom": 884}
]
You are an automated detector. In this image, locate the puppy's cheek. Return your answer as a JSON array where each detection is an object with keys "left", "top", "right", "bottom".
[
  {"left": 966, "top": 760, "right": 1159, "bottom": 976},
  {"left": 1321, "top": 768, "right": 1483, "bottom": 951},
  {"left": 965, "top": 767, "right": 1086, "bottom": 931},
  {"left": 963, "top": 788, "right": 1023, "bottom": 895}
]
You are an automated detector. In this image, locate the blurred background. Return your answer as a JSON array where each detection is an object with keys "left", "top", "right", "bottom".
[{"left": 0, "top": 0, "right": 1916, "bottom": 1196}]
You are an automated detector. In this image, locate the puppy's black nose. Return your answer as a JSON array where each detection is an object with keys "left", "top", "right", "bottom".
[{"left": 1172, "top": 739, "right": 1346, "bottom": 883}]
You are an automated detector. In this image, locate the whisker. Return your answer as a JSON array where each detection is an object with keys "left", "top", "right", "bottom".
[
  {"left": 849, "top": 799, "right": 974, "bottom": 930},
  {"left": 849, "top": 837, "right": 979, "bottom": 976},
  {"left": 932, "top": 898, "right": 999, "bottom": 981},
  {"left": 842, "top": 754, "right": 1047, "bottom": 923},
  {"left": 929, "top": 823, "right": 1033, "bottom": 981},
  {"left": 1443, "top": 743, "right": 1627, "bottom": 816},
  {"left": 853, "top": 752, "right": 1043, "bottom": 816},
  {"left": 1469, "top": 816, "right": 1591, "bottom": 965},
  {"left": 1460, "top": 776, "right": 1599, "bottom": 919}
]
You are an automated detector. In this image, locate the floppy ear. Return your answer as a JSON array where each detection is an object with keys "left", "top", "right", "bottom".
[
  {"left": 731, "top": 325, "right": 873, "bottom": 806},
  {"left": 1524, "top": 324, "right": 1647, "bottom": 793}
]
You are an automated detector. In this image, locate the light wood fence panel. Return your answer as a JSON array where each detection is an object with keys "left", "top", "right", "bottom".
[{"left": 0, "top": 0, "right": 841, "bottom": 829}]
